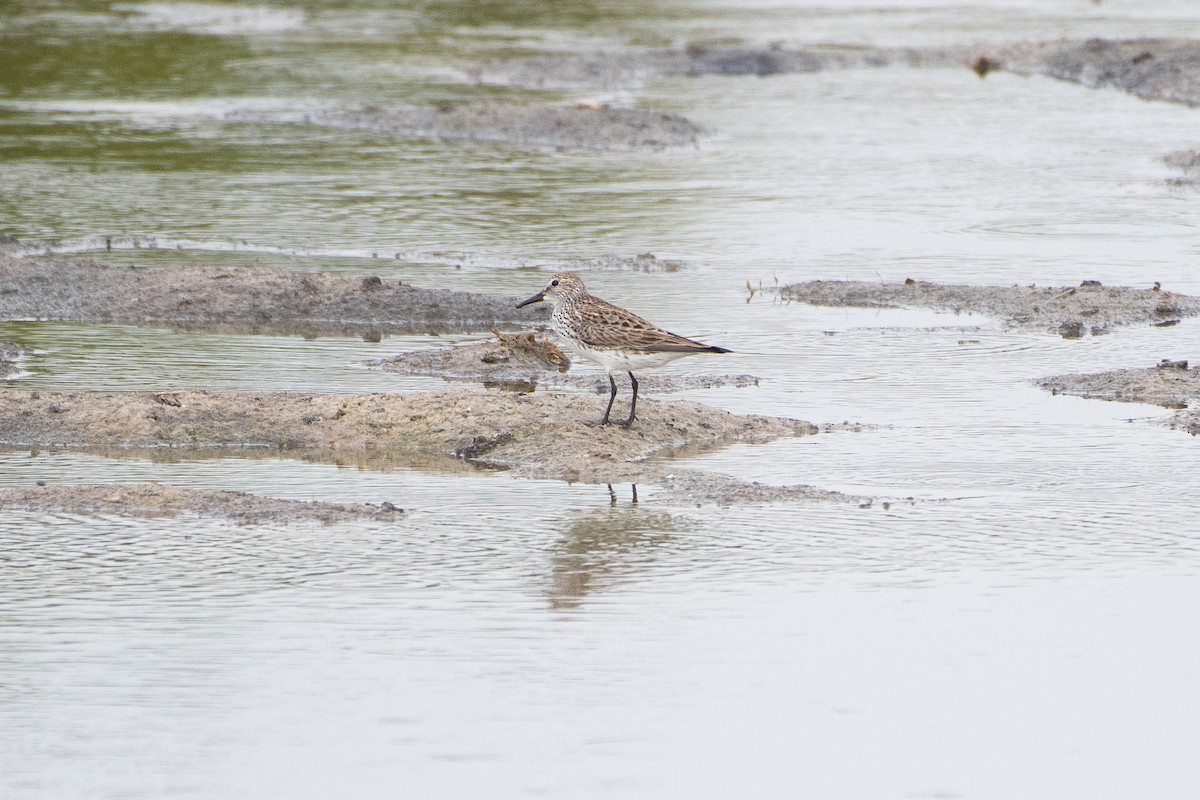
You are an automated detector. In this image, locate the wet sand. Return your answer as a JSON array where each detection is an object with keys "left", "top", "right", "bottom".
[
  {"left": 778, "top": 279, "right": 1198, "bottom": 337},
  {"left": 1037, "top": 360, "right": 1200, "bottom": 434}
]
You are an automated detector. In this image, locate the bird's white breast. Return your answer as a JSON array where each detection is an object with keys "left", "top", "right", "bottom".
[{"left": 564, "top": 341, "right": 689, "bottom": 374}]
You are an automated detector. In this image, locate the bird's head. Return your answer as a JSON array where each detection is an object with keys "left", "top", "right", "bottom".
[{"left": 516, "top": 272, "right": 587, "bottom": 309}]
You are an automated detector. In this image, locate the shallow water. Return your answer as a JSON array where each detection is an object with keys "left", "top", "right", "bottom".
[{"left": 5, "top": 1, "right": 1200, "bottom": 797}]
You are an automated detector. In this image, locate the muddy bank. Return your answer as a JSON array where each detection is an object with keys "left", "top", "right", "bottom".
[
  {"left": 778, "top": 279, "right": 1198, "bottom": 337},
  {"left": 0, "top": 388, "right": 842, "bottom": 503},
  {"left": 472, "top": 44, "right": 975, "bottom": 89},
  {"left": 1037, "top": 359, "right": 1200, "bottom": 434},
  {"left": 226, "top": 103, "right": 704, "bottom": 151},
  {"left": 373, "top": 331, "right": 759, "bottom": 393},
  {"left": 479, "top": 38, "right": 1200, "bottom": 109},
  {"left": 976, "top": 38, "right": 1200, "bottom": 107},
  {"left": 0, "top": 483, "right": 405, "bottom": 525},
  {"left": 0, "top": 251, "right": 546, "bottom": 337}
]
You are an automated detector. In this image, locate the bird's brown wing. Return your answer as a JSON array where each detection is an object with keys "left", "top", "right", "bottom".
[{"left": 574, "top": 297, "right": 728, "bottom": 352}]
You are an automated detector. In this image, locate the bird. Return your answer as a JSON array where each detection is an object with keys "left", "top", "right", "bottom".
[{"left": 516, "top": 272, "right": 731, "bottom": 427}]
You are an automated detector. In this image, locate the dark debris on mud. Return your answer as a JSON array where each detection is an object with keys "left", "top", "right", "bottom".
[
  {"left": 778, "top": 279, "right": 1199, "bottom": 337},
  {"left": 0, "top": 251, "right": 547, "bottom": 336}
]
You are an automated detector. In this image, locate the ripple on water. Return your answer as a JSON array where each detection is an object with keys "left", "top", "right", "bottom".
[
  {"left": 111, "top": 2, "right": 307, "bottom": 35},
  {"left": 0, "top": 322, "right": 471, "bottom": 394},
  {"left": 962, "top": 218, "right": 1200, "bottom": 240},
  {"left": 0, "top": 449, "right": 633, "bottom": 604}
]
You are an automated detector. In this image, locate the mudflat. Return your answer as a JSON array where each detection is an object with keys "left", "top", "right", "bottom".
[
  {"left": 0, "top": 388, "right": 842, "bottom": 506},
  {"left": 778, "top": 279, "right": 1198, "bottom": 337},
  {"left": 0, "top": 251, "right": 545, "bottom": 337},
  {"left": 0, "top": 483, "right": 405, "bottom": 525},
  {"left": 1037, "top": 360, "right": 1200, "bottom": 435}
]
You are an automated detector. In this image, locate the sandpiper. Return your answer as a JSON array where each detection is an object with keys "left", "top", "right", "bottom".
[{"left": 516, "top": 272, "right": 731, "bottom": 427}]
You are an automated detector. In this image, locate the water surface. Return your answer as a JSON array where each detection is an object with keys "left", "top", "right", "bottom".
[{"left": 4, "top": 2, "right": 1200, "bottom": 797}]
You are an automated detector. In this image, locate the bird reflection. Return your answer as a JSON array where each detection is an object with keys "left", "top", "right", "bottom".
[
  {"left": 606, "top": 482, "right": 638, "bottom": 507},
  {"left": 548, "top": 486, "right": 677, "bottom": 611}
]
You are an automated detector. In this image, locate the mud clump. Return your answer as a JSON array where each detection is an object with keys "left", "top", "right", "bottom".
[
  {"left": 376, "top": 329, "right": 571, "bottom": 389},
  {"left": 1037, "top": 360, "right": 1200, "bottom": 434},
  {"left": 1164, "top": 148, "right": 1200, "bottom": 186},
  {"left": 575, "top": 252, "right": 687, "bottom": 273},
  {"left": 0, "top": 342, "right": 32, "bottom": 378},
  {"left": 0, "top": 483, "right": 405, "bottom": 525},
  {"left": 778, "top": 279, "right": 1199, "bottom": 336},
  {"left": 0, "top": 388, "right": 830, "bottom": 499},
  {"left": 373, "top": 331, "right": 760, "bottom": 393},
  {"left": 654, "top": 471, "right": 853, "bottom": 505},
  {"left": 227, "top": 103, "right": 705, "bottom": 151},
  {"left": 0, "top": 252, "right": 547, "bottom": 336}
]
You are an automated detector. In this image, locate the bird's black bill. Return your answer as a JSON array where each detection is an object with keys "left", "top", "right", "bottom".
[{"left": 515, "top": 290, "right": 545, "bottom": 309}]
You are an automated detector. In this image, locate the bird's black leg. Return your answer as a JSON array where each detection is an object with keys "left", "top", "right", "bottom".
[
  {"left": 622, "top": 372, "right": 638, "bottom": 427},
  {"left": 599, "top": 373, "right": 618, "bottom": 425}
]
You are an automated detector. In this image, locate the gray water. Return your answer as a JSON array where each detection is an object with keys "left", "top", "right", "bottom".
[{"left": 4, "top": 2, "right": 1200, "bottom": 797}]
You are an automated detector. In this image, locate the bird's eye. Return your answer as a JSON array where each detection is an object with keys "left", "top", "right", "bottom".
[{"left": 550, "top": 279, "right": 559, "bottom": 287}]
